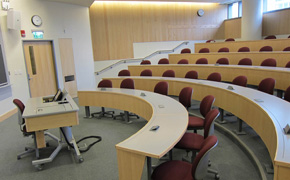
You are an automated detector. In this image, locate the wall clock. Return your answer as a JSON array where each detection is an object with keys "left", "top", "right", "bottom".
[{"left": 31, "top": 15, "right": 42, "bottom": 27}]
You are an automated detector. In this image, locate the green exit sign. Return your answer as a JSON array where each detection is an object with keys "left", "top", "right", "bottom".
[{"left": 32, "top": 30, "right": 43, "bottom": 39}]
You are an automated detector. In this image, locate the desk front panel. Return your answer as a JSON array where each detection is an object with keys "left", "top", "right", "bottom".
[
  {"left": 169, "top": 52, "right": 290, "bottom": 67},
  {"left": 195, "top": 38, "right": 290, "bottom": 53},
  {"left": 128, "top": 65, "right": 290, "bottom": 91}
]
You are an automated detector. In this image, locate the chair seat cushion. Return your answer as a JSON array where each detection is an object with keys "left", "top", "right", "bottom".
[
  {"left": 175, "top": 133, "right": 204, "bottom": 150},
  {"left": 188, "top": 116, "right": 204, "bottom": 129},
  {"left": 151, "top": 160, "right": 194, "bottom": 180}
]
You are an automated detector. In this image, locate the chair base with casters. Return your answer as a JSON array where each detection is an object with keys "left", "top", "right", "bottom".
[
  {"left": 17, "top": 132, "right": 39, "bottom": 160},
  {"left": 113, "top": 111, "right": 139, "bottom": 123},
  {"left": 91, "top": 107, "right": 114, "bottom": 119}
]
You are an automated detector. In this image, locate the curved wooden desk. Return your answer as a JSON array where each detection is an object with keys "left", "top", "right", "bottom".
[
  {"left": 128, "top": 64, "right": 290, "bottom": 91},
  {"left": 103, "top": 76, "right": 290, "bottom": 180},
  {"left": 78, "top": 88, "right": 188, "bottom": 180},
  {"left": 195, "top": 38, "right": 290, "bottom": 53},
  {"left": 169, "top": 52, "right": 290, "bottom": 67}
]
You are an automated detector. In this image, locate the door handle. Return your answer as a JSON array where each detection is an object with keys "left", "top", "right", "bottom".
[{"left": 28, "top": 74, "right": 33, "bottom": 80}]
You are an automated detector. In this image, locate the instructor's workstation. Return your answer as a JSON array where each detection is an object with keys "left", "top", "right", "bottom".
[{"left": 1, "top": 0, "right": 290, "bottom": 180}]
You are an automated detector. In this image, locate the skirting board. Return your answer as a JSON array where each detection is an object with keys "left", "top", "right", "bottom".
[{"left": 0, "top": 108, "right": 17, "bottom": 122}]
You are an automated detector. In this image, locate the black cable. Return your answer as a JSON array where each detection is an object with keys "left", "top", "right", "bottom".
[{"left": 60, "top": 127, "right": 102, "bottom": 153}]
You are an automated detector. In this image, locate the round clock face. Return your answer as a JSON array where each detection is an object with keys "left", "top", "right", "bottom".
[
  {"left": 31, "top": 15, "right": 42, "bottom": 27},
  {"left": 197, "top": 9, "right": 204, "bottom": 17}
]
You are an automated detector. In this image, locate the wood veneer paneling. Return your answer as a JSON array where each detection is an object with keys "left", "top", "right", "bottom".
[{"left": 263, "top": 8, "right": 290, "bottom": 36}]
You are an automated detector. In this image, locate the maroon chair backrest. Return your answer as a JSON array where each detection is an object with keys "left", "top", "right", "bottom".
[
  {"left": 207, "top": 72, "right": 221, "bottom": 82},
  {"left": 118, "top": 69, "right": 130, "bottom": 76},
  {"left": 13, "top": 99, "right": 25, "bottom": 126},
  {"left": 181, "top": 48, "right": 191, "bottom": 54},
  {"left": 238, "top": 58, "right": 252, "bottom": 66},
  {"left": 238, "top": 47, "right": 250, "bottom": 52},
  {"left": 259, "top": 46, "right": 273, "bottom": 52},
  {"left": 185, "top": 70, "right": 198, "bottom": 79},
  {"left": 98, "top": 79, "right": 113, "bottom": 88},
  {"left": 258, "top": 78, "right": 276, "bottom": 95},
  {"left": 120, "top": 78, "right": 135, "bottom": 89},
  {"left": 264, "top": 35, "right": 276, "bottom": 39},
  {"left": 158, "top": 58, "right": 169, "bottom": 64},
  {"left": 232, "top": 76, "right": 247, "bottom": 87},
  {"left": 283, "top": 47, "right": 290, "bottom": 51},
  {"left": 196, "top": 58, "right": 208, "bottom": 64},
  {"left": 192, "top": 135, "right": 218, "bottom": 179},
  {"left": 206, "top": 39, "right": 216, "bottom": 43},
  {"left": 285, "top": 61, "right": 290, "bottom": 68},
  {"left": 199, "top": 48, "right": 210, "bottom": 53},
  {"left": 260, "top": 58, "right": 277, "bottom": 67},
  {"left": 178, "top": 59, "right": 189, "bottom": 64},
  {"left": 225, "top": 38, "right": 235, "bottom": 42},
  {"left": 154, "top": 81, "right": 169, "bottom": 96},
  {"left": 203, "top": 109, "right": 220, "bottom": 138},
  {"left": 179, "top": 87, "right": 193, "bottom": 109},
  {"left": 140, "top": 69, "right": 152, "bottom": 76},
  {"left": 162, "top": 70, "right": 175, "bottom": 77},
  {"left": 218, "top": 47, "right": 229, "bottom": 53},
  {"left": 140, "top": 60, "right": 151, "bottom": 65},
  {"left": 284, "top": 86, "right": 290, "bottom": 102},
  {"left": 200, "top": 95, "right": 215, "bottom": 118},
  {"left": 216, "top": 58, "right": 229, "bottom": 65}
]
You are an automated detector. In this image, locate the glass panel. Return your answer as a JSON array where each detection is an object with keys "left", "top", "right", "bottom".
[{"left": 29, "top": 46, "right": 37, "bottom": 75}]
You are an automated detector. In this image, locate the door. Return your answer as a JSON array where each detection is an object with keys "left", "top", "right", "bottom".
[
  {"left": 59, "top": 38, "right": 78, "bottom": 98},
  {"left": 23, "top": 41, "right": 58, "bottom": 97}
]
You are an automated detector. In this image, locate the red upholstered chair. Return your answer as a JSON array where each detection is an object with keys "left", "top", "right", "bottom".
[
  {"left": 238, "top": 47, "right": 250, "bottom": 52},
  {"left": 207, "top": 72, "right": 221, "bottom": 82},
  {"left": 187, "top": 95, "right": 215, "bottom": 133},
  {"left": 264, "top": 35, "right": 276, "bottom": 39},
  {"left": 185, "top": 70, "right": 198, "bottom": 79},
  {"left": 206, "top": 39, "right": 216, "bottom": 43},
  {"left": 259, "top": 46, "right": 273, "bottom": 52},
  {"left": 179, "top": 87, "right": 193, "bottom": 110},
  {"left": 260, "top": 58, "right": 277, "bottom": 67},
  {"left": 178, "top": 59, "right": 189, "bottom": 64},
  {"left": 181, "top": 48, "right": 191, "bottom": 54},
  {"left": 158, "top": 58, "right": 169, "bottom": 64},
  {"left": 238, "top": 58, "right": 252, "bottom": 66},
  {"left": 152, "top": 135, "right": 218, "bottom": 180},
  {"left": 154, "top": 81, "right": 169, "bottom": 96},
  {"left": 140, "top": 60, "right": 151, "bottom": 65},
  {"left": 225, "top": 38, "right": 235, "bottom": 42},
  {"left": 162, "top": 70, "right": 175, "bottom": 77},
  {"left": 258, "top": 78, "right": 276, "bottom": 95},
  {"left": 285, "top": 61, "right": 290, "bottom": 68},
  {"left": 284, "top": 86, "right": 290, "bottom": 102},
  {"left": 283, "top": 47, "right": 290, "bottom": 51},
  {"left": 232, "top": 76, "right": 247, "bottom": 87},
  {"left": 198, "top": 48, "right": 210, "bottom": 53},
  {"left": 114, "top": 78, "right": 139, "bottom": 122},
  {"left": 216, "top": 58, "right": 229, "bottom": 65},
  {"left": 118, "top": 69, "right": 130, "bottom": 76},
  {"left": 196, "top": 58, "right": 208, "bottom": 64},
  {"left": 13, "top": 99, "right": 38, "bottom": 160},
  {"left": 140, "top": 69, "right": 152, "bottom": 76},
  {"left": 92, "top": 80, "right": 114, "bottom": 118},
  {"left": 218, "top": 47, "right": 229, "bottom": 53}
]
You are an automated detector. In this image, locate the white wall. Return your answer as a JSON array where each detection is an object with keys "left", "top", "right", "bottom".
[{"left": 0, "top": 0, "right": 95, "bottom": 116}]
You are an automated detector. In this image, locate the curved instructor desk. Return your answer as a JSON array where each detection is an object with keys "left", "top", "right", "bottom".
[
  {"left": 78, "top": 88, "right": 188, "bottom": 180},
  {"left": 104, "top": 76, "right": 290, "bottom": 180},
  {"left": 128, "top": 64, "right": 290, "bottom": 91}
]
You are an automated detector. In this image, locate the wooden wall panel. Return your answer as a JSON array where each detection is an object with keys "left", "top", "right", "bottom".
[
  {"left": 263, "top": 8, "right": 290, "bottom": 36},
  {"left": 224, "top": 18, "right": 241, "bottom": 39},
  {"left": 90, "top": 2, "right": 227, "bottom": 61}
]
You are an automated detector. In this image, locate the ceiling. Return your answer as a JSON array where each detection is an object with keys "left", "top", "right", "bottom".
[{"left": 41, "top": 0, "right": 238, "bottom": 7}]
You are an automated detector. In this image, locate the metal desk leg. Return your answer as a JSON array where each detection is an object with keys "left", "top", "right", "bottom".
[
  {"left": 147, "top": 157, "right": 152, "bottom": 180},
  {"left": 217, "top": 108, "right": 227, "bottom": 124},
  {"left": 84, "top": 106, "right": 92, "bottom": 118},
  {"left": 233, "top": 118, "right": 246, "bottom": 135},
  {"left": 124, "top": 111, "right": 132, "bottom": 124},
  {"left": 277, "top": 90, "right": 283, "bottom": 98}
]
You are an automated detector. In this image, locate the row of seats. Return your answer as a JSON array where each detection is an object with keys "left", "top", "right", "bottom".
[
  {"left": 205, "top": 35, "right": 290, "bottom": 43},
  {"left": 198, "top": 45, "right": 290, "bottom": 53}
]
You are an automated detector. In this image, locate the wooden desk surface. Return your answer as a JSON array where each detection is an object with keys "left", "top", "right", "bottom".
[
  {"left": 103, "top": 76, "right": 290, "bottom": 180},
  {"left": 78, "top": 88, "right": 188, "bottom": 180},
  {"left": 195, "top": 38, "right": 290, "bottom": 53},
  {"left": 169, "top": 52, "right": 290, "bottom": 67},
  {"left": 128, "top": 64, "right": 290, "bottom": 91}
]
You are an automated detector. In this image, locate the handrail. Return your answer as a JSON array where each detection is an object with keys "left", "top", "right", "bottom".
[{"left": 95, "top": 41, "right": 189, "bottom": 75}]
